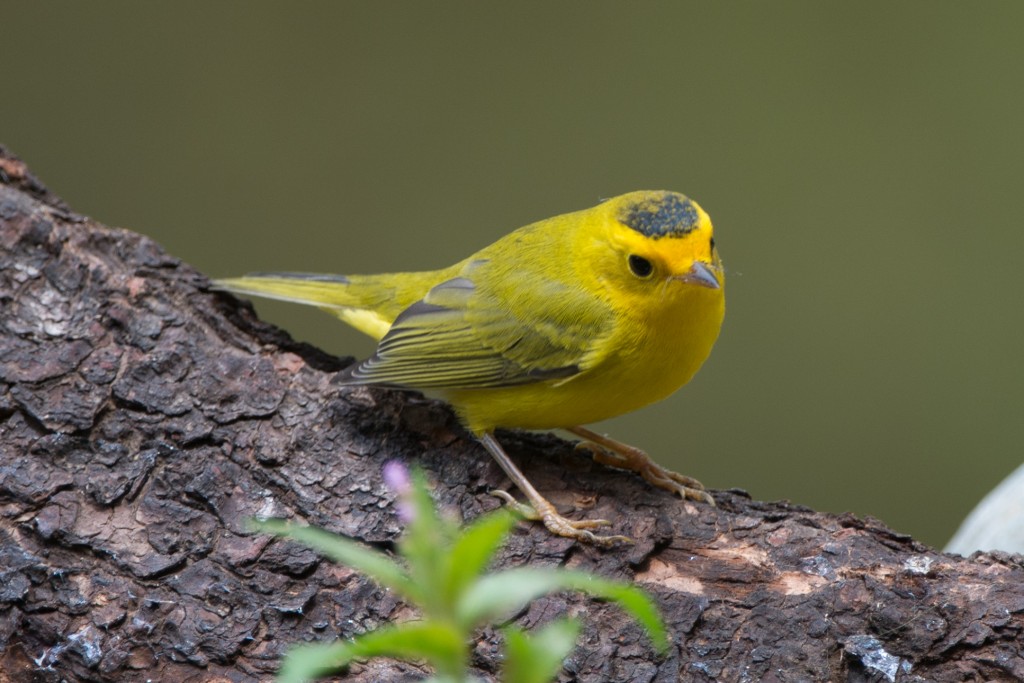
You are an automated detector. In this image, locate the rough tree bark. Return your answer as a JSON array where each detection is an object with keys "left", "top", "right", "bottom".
[{"left": 1, "top": 146, "right": 1022, "bottom": 683}]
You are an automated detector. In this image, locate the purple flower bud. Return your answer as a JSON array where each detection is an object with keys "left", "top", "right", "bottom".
[
  {"left": 382, "top": 461, "right": 415, "bottom": 523},
  {"left": 383, "top": 460, "right": 412, "bottom": 495}
]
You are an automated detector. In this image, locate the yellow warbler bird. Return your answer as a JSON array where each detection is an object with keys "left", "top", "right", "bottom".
[{"left": 215, "top": 191, "right": 725, "bottom": 545}]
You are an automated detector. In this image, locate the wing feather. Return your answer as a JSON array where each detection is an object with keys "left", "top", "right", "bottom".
[{"left": 341, "top": 260, "right": 611, "bottom": 390}]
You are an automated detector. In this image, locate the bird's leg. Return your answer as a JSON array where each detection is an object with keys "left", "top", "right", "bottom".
[
  {"left": 478, "top": 432, "right": 632, "bottom": 546},
  {"left": 568, "top": 425, "right": 715, "bottom": 506}
]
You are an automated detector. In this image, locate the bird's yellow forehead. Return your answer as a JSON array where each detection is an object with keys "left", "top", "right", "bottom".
[{"left": 613, "top": 191, "right": 705, "bottom": 239}]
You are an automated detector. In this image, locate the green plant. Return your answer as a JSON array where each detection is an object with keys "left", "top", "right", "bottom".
[{"left": 254, "top": 464, "right": 668, "bottom": 683}]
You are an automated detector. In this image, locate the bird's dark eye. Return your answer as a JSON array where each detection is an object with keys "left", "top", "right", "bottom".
[
  {"left": 628, "top": 254, "right": 654, "bottom": 278},
  {"left": 710, "top": 237, "right": 716, "bottom": 251}
]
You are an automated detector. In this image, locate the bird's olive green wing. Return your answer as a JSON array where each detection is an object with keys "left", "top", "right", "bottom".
[{"left": 341, "top": 264, "right": 613, "bottom": 390}]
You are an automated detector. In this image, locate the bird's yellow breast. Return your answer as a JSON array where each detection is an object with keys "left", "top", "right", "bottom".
[{"left": 449, "top": 271, "right": 725, "bottom": 433}]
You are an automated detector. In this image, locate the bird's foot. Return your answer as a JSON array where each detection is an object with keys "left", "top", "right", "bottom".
[
  {"left": 570, "top": 426, "right": 715, "bottom": 506},
  {"left": 490, "top": 490, "right": 633, "bottom": 547}
]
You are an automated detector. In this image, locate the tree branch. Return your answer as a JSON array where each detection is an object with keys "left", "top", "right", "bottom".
[{"left": 1, "top": 145, "right": 1022, "bottom": 682}]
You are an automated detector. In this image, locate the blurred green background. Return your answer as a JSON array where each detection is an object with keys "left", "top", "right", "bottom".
[{"left": 5, "top": 3, "right": 1022, "bottom": 549}]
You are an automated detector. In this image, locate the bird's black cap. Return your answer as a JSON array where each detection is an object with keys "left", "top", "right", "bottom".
[{"left": 617, "top": 191, "right": 700, "bottom": 239}]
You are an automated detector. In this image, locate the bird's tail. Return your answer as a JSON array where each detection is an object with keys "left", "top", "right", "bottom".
[
  {"left": 214, "top": 272, "right": 358, "bottom": 307},
  {"left": 213, "top": 272, "right": 396, "bottom": 340}
]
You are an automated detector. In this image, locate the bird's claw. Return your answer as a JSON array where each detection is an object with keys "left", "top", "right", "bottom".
[
  {"left": 490, "top": 490, "right": 633, "bottom": 546},
  {"left": 575, "top": 439, "right": 716, "bottom": 507}
]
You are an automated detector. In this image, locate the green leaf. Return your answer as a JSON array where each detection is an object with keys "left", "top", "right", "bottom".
[
  {"left": 502, "top": 618, "right": 581, "bottom": 683},
  {"left": 455, "top": 568, "right": 669, "bottom": 655},
  {"left": 277, "top": 622, "right": 467, "bottom": 683},
  {"left": 454, "top": 568, "right": 578, "bottom": 625},
  {"left": 251, "top": 519, "right": 419, "bottom": 603},
  {"left": 277, "top": 641, "right": 354, "bottom": 683},
  {"left": 397, "top": 470, "right": 460, "bottom": 618},
  {"left": 442, "top": 509, "right": 516, "bottom": 605}
]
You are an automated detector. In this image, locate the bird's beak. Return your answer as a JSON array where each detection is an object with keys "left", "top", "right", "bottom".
[{"left": 677, "top": 261, "right": 721, "bottom": 289}]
